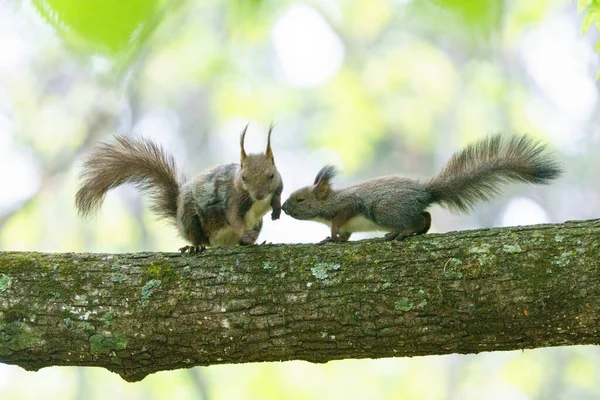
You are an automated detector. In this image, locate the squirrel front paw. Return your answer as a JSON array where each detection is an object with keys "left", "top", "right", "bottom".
[
  {"left": 240, "top": 229, "right": 260, "bottom": 245},
  {"left": 271, "top": 207, "right": 281, "bottom": 220}
]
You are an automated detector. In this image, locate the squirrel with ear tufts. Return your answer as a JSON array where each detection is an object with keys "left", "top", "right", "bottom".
[
  {"left": 282, "top": 134, "right": 562, "bottom": 243},
  {"left": 75, "top": 125, "right": 283, "bottom": 253}
]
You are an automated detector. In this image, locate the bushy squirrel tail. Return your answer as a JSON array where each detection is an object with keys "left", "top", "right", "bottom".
[
  {"left": 424, "top": 134, "right": 563, "bottom": 213},
  {"left": 75, "top": 136, "right": 184, "bottom": 221}
]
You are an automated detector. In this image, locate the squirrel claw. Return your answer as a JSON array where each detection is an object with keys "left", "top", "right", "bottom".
[
  {"left": 271, "top": 209, "right": 281, "bottom": 220},
  {"left": 384, "top": 232, "right": 398, "bottom": 241},
  {"left": 179, "top": 245, "right": 206, "bottom": 254},
  {"left": 318, "top": 237, "right": 333, "bottom": 244},
  {"left": 385, "top": 230, "right": 415, "bottom": 241}
]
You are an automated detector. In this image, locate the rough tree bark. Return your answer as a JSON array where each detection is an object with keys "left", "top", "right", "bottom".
[{"left": 0, "top": 219, "right": 599, "bottom": 382}]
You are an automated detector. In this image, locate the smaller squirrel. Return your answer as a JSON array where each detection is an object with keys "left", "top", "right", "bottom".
[
  {"left": 282, "top": 134, "right": 563, "bottom": 243},
  {"left": 76, "top": 125, "right": 283, "bottom": 253}
]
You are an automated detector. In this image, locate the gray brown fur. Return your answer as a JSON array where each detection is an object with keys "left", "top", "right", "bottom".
[
  {"left": 75, "top": 126, "right": 283, "bottom": 250},
  {"left": 282, "top": 134, "right": 562, "bottom": 242},
  {"left": 76, "top": 136, "right": 182, "bottom": 221}
]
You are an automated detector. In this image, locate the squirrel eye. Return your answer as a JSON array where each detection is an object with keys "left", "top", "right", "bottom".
[
  {"left": 269, "top": 173, "right": 275, "bottom": 180},
  {"left": 296, "top": 198, "right": 305, "bottom": 203},
  {"left": 242, "top": 176, "right": 247, "bottom": 182}
]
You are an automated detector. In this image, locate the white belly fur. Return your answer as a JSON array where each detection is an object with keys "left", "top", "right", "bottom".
[
  {"left": 310, "top": 215, "right": 391, "bottom": 233},
  {"left": 341, "top": 216, "right": 391, "bottom": 233},
  {"left": 244, "top": 195, "right": 272, "bottom": 229}
]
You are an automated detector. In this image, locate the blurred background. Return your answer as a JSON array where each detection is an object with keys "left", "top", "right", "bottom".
[{"left": 1, "top": 0, "right": 600, "bottom": 398}]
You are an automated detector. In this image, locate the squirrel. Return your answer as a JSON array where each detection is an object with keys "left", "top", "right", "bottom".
[
  {"left": 281, "top": 134, "right": 563, "bottom": 243},
  {"left": 75, "top": 125, "right": 283, "bottom": 253}
]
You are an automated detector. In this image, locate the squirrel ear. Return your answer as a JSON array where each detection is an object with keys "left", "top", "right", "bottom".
[
  {"left": 313, "top": 165, "right": 338, "bottom": 185},
  {"left": 240, "top": 123, "right": 249, "bottom": 163},
  {"left": 265, "top": 122, "right": 275, "bottom": 163},
  {"left": 313, "top": 179, "right": 331, "bottom": 201},
  {"left": 313, "top": 165, "right": 337, "bottom": 200}
]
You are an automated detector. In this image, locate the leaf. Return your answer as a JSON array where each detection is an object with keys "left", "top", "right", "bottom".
[{"left": 32, "top": 0, "right": 168, "bottom": 57}]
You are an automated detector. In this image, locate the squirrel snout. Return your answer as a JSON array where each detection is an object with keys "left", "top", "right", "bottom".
[{"left": 281, "top": 200, "right": 290, "bottom": 215}]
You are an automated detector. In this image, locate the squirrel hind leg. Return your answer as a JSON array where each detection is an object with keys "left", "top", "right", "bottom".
[
  {"left": 418, "top": 211, "right": 432, "bottom": 235},
  {"left": 385, "top": 212, "right": 432, "bottom": 241},
  {"left": 178, "top": 204, "right": 210, "bottom": 253}
]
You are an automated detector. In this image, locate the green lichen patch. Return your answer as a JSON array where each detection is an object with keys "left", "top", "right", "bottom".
[
  {"left": 395, "top": 298, "right": 414, "bottom": 312},
  {"left": 139, "top": 279, "right": 162, "bottom": 306},
  {"left": 0, "top": 321, "right": 46, "bottom": 352},
  {"left": 554, "top": 235, "right": 564, "bottom": 243},
  {"left": 76, "top": 321, "right": 96, "bottom": 333},
  {"left": 100, "top": 311, "right": 114, "bottom": 327},
  {"left": 554, "top": 251, "right": 575, "bottom": 267},
  {"left": 111, "top": 274, "right": 126, "bottom": 283},
  {"left": 446, "top": 258, "right": 463, "bottom": 267},
  {"left": 262, "top": 261, "right": 273, "bottom": 270},
  {"left": 444, "top": 270, "right": 463, "bottom": 279},
  {"left": 503, "top": 244, "right": 522, "bottom": 253},
  {"left": 311, "top": 263, "right": 341, "bottom": 280},
  {"left": 381, "top": 282, "right": 392, "bottom": 290},
  {"left": 469, "top": 244, "right": 491, "bottom": 254},
  {"left": 89, "top": 333, "right": 128, "bottom": 354},
  {"left": 443, "top": 258, "right": 463, "bottom": 279},
  {"left": 0, "top": 274, "right": 12, "bottom": 291},
  {"left": 475, "top": 253, "right": 495, "bottom": 267}
]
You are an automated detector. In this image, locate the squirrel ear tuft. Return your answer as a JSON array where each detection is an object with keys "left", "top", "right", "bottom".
[
  {"left": 240, "top": 123, "right": 249, "bottom": 163},
  {"left": 266, "top": 122, "right": 275, "bottom": 163},
  {"left": 313, "top": 165, "right": 338, "bottom": 185},
  {"left": 313, "top": 165, "right": 337, "bottom": 200}
]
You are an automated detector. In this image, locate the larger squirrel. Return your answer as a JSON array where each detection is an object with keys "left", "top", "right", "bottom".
[
  {"left": 282, "top": 134, "right": 562, "bottom": 243},
  {"left": 76, "top": 125, "right": 283, "bottom": 253}
]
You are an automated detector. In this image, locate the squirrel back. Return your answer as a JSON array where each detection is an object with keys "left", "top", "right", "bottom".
[{"left": 75, "top": 136, "right": 182, "bottom": 221}]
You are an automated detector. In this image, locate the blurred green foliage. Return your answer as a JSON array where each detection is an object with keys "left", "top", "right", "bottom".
[
  {"left": 579, "top": 0, "right": 600, "bottom": 56},
  {"left": 425, "top": 0, "right": 503, "bottom": 32}
]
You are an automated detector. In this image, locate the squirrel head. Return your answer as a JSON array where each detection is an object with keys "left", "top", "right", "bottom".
[
  {"left": 282, "top": 165, "right": 338, "bottom": 219},
  {"left": 236, "top": 123, "right": 282, "bottom": 201}
]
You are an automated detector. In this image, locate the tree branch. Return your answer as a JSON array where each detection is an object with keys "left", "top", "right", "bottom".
[{"left": 1, "top": 219, "right": 599, "bottom": 382}]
